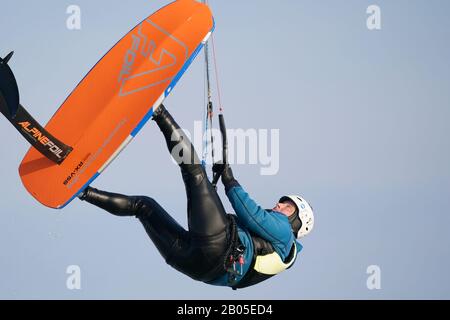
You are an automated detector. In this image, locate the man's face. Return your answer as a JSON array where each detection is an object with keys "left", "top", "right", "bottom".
[{"left": 272, "top": 200, "right": 297, "bottom": 217}]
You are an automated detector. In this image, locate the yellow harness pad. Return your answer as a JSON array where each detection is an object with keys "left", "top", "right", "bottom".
[{"left": 253, "top": 243, "right": 297, "bottom": 275}]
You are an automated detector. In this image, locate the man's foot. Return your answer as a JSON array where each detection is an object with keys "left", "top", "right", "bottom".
[
  {"left": 152, "top": 104, "right": 166, "bottom": 120},
  {"left": 77, "top": 186, "right": 92, "bottom": 201},
  {"left": 77, "top": 186, "right": 139, "bottom": 217}
]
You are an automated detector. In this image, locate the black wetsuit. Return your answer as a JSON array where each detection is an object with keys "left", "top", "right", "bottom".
[{"left": 81, "top": 105, "right": 232, "bottom": 283}]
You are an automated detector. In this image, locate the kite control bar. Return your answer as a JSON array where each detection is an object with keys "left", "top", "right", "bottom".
[
  {"left": 212, "top": 114, "right": 228, "bottom": 188},
  {"left": 0, "top": 52, "right": 73, "bottom": 164},
  {"left": 218, "top": 114, "right": 228, "bottom": 166}
]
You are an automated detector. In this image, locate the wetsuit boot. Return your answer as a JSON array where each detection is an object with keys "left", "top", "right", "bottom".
[{"left": 78, "top": 187, "right": 138, "bottom": 217}]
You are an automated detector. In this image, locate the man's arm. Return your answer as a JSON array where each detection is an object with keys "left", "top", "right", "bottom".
[{"left": 222, "top": 166, "right": 293, "bottom": 257}]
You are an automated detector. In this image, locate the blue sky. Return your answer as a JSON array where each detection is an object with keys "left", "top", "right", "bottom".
[{"left": 1, "top": 0, "right": 450, "bottom": 299}]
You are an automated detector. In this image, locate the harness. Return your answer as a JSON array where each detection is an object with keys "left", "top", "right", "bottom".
[
  {"left": 222, "top": 214, "right": 298, "bottom": 289},
  {"left": 223, "top": 214, "right": 246, "bottom": 286}
]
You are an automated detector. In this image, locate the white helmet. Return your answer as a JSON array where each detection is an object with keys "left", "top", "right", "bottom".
[{"left": 279, "top": 195, "right": 315, "bottom": 239}]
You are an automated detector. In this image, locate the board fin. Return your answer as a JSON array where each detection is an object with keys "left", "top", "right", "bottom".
[
  {"left": 0, "top": 51, "right": 19, "bottom": 118},
  {"left": 0, "top": 52, "right": 73, "bottom": 164}
]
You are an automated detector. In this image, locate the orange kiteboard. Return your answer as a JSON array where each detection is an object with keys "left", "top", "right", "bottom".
[{"left": 17, "top": 0, "right": 214, "bottom": 209}]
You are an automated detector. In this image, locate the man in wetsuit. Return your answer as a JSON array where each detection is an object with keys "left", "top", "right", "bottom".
[{"left": 79, "top": 104, "right": 315, "bottom": 289}]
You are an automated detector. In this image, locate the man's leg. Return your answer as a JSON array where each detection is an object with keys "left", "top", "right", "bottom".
[
  {"left": 79, "top": 188, "right": 189, "bottom": 263},
  {"left": 80, "top": 187, "right": 219, "bottom": 281},
  {"left": 152, "top": 105, "right": 228, "bottom": 237}
]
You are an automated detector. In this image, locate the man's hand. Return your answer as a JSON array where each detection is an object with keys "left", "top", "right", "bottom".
[
  {"left": 212, "top": 162, "right": 240, "bottom": 191},
  {"left": 212, "top": 162, "right": 225, "bottom": 176},
  {"left": 212, "top": 162, "right": 225, "bottom": 188},
  {"left": 221, "top": 164, "right": 240, "bottom": 192},
  {"left": 221, "top": 164, "right": 234, "bottom": 185}
]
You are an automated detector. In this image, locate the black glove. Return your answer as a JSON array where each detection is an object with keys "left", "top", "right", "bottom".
[
  {"left": 212, "top": 162, "right": 225, "bottom": 176},
  {"left": 221, "top": 164, "right": 240, "bottom": 192},
  {"left": 211, "top": 162, "right": 225, "bottom": 188}
]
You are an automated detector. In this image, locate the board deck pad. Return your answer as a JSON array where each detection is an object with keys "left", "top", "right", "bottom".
[{"left": 19, "top": 0, "right": 214, "bottom": 209}]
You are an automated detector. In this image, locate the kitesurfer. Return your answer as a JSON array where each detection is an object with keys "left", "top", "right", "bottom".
[{"left": 79, "top": 104, "right": 315, "bottom": 289}]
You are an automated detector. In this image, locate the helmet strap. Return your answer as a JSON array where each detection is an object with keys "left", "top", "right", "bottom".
[{"left": 288, "top": 211, "right": 302, "bottom": 236}]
